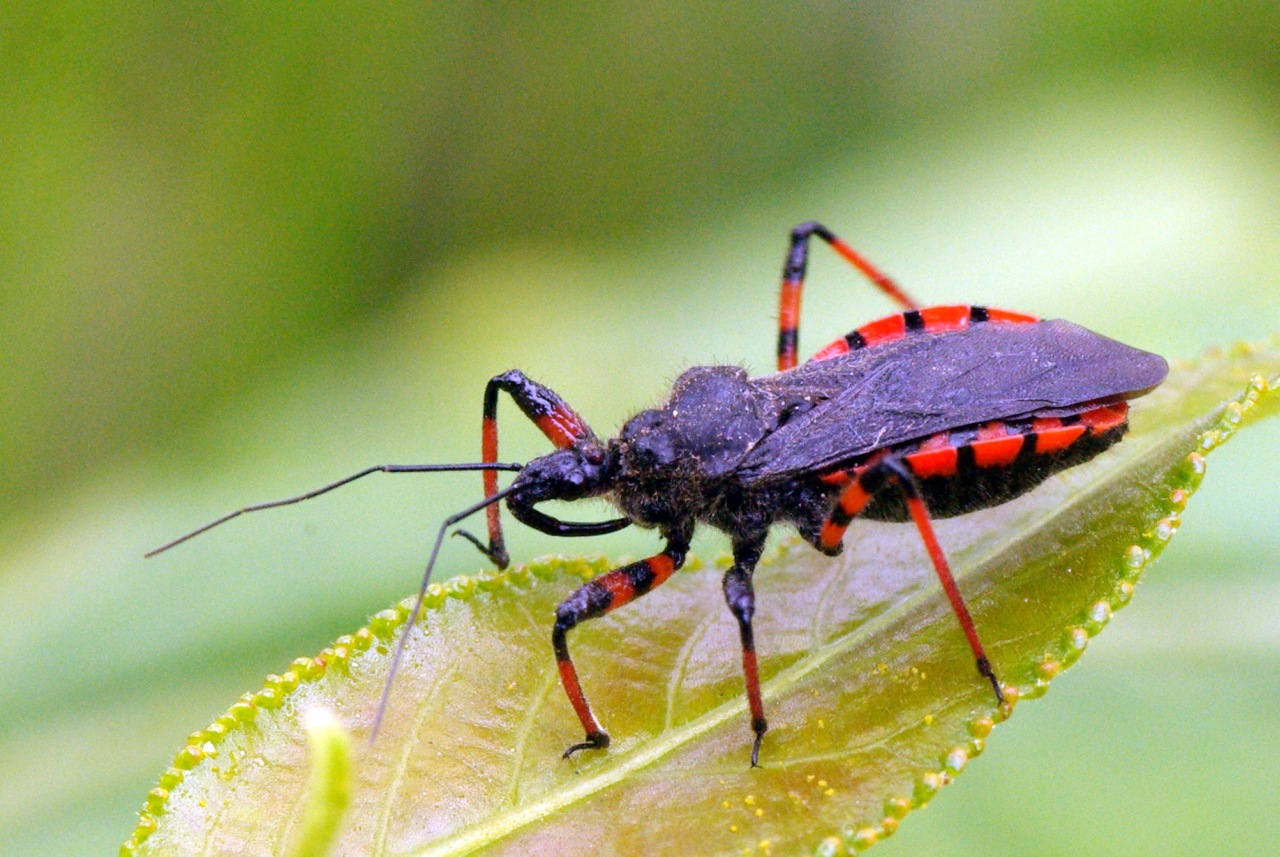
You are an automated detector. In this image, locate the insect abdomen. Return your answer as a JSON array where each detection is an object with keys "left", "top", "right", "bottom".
[
  {"left": 809, "top": 304, "right": 1039, "bottom": 361},
  {"left": 820, "top": 402, "right": 1130, "bottom": 522}
]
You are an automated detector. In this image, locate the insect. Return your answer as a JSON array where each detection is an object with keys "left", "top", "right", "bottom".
[{"left": 150, "top": 221, "right": 1169, "bottom": 766}]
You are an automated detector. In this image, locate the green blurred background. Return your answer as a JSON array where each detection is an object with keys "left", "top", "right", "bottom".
[{"left": 1, "top": 3, "right": 1278, "bottom": 854}]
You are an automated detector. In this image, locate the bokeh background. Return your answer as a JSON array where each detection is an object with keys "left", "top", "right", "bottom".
[{"left": 2, "top": 4, "right": 1278, "bottom": 854}]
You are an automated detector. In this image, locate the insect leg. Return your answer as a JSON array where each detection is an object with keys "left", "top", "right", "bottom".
[
  {"left": 721, "top": 536, "right": 769, "bottom": 766},
  {"left": 507, "top": 497, "right": 631, "bottom": 538},
  {"left": 553, "top": 540, "right": 689, "bottom": 758},
  {"left": 777, "top": 221, "right": 919, "bottom": 371},
  {"left": 372, "top": 483, "right": 520, "bottom": 740},
  {"left": 457, "top": 370, "right": 598, "bottom": 568},
  {"left": 818, "top": 458, "right": 1005, "bottom": 705}
]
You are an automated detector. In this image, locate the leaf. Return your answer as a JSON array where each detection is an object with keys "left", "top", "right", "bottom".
[{"left": 124, "top": 341, "right": 1280, "bottom": 857}]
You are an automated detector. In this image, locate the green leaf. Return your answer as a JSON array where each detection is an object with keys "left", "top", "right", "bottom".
[{"left": 125, "top": 340, "right": 1280, "bottom": 857}]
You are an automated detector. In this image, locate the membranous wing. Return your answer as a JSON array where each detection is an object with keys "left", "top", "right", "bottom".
[{"left": 737, "top": 319, "right": 1168, "bottom": 484}]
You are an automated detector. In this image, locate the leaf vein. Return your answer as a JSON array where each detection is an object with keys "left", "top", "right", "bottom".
[{"left": 373, "top": 659, "right": 460, "bottom": 854}]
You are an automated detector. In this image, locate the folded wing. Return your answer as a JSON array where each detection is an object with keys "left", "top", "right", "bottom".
[{"left": 738, "top": 319, "right": 1168, "bottom": 484}]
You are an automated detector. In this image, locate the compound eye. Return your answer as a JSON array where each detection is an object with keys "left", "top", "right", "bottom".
[{"left": 567, "top": 470, "right": 585, "bottom": 487}]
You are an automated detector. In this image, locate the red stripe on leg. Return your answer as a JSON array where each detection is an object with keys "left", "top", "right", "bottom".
[
  {"left": 778, "top": 278, "right": 801, "bottom": 331},
  {"left": 647, "top": 554, "right": 676, "bottom": 586},
  {"left": 778, "top": 278, "right": 802, "bottom": 371},
  {"left": 742, "top": 645, "right": 765, "bottom": 724},
  {"left": 533, "top": 404, "right": 590, "bottom": 449},
  {"left": 557, "top": 658, "right": 604, "bottom": 737},
  {"left": 827, "top": 237, "right": 918, "bottom": 308},
  {"left": 839, "top": 482, "right": 872, "bottom": 516},
  {"left": 819, "top": 468, "right": 854, "bottom": 486},
  {"left": 482, "top": 415, "right": 501, "bottom": 540},
  {"left": 597, "top": 571, "right": 636, "bottom": 610},
  {"left": 904, "top": 495, "right": 989, "bottom": 665}
]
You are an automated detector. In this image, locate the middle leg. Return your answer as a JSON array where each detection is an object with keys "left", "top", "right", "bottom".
[
  {"left": 721, "top": 533, "right": 770, "bottom": 766},
  {"left": 459, "top": 369, "right": 600, "bottom": 567}
]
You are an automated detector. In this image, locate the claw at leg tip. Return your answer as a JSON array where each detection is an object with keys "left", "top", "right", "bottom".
[{"left": 562, "top": 731, "right": 609, "bottom": 760}]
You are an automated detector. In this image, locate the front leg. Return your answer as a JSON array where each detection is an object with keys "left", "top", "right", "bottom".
[
  {"left": 553, "top": 537, "right": 689, "bottom": 758},
  {"left": 721, "top": 534, "right": 770, "bottom": 766},
  {"left": 459, "top": 369, "right": 600, "bottom": 568}
]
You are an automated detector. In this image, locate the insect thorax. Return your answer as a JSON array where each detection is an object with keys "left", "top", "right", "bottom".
[{"left": 611, "top": 365, "right": 784, "bottom": 531}]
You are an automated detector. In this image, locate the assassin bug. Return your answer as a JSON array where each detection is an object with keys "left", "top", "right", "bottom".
[{"left": 149, "top": 221, "right": 1168, "bottom": 766}]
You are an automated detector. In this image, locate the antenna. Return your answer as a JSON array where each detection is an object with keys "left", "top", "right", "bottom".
[
  {"left": 146, "top": 462, "right": 524, "bottom": 557},
  {"left": 370, "top": 483, "right": 520, "bottom": 740}
]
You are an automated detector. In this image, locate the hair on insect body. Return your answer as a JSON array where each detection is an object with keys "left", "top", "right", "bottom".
[{"left": 150, "top": 221, "right": 1169, "bottom": 767}]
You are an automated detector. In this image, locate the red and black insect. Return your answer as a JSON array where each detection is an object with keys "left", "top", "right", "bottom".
[{"left": 150, "top": 221, "right": 1168, "bottom": 766}]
